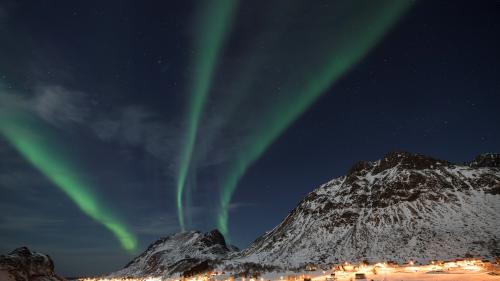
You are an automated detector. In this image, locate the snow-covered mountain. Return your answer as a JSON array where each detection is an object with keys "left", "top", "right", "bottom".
[
  {"left": 233, "top": 151, "right": 500, "bottom": 268},
  {"left": 113, "top": 152, "right": 500, "bottom": 277},
  {"left": 111, "top": 230, "right": 236, "bottom": 278}
]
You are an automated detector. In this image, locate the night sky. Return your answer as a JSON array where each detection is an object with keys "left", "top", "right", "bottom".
[{"left": 1, "top": 0, "right": 499, "bottom": 276}]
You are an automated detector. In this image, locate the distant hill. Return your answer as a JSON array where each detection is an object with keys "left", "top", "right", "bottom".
[{"left": 0, "top": 247, "right": 66, "bottom": 281}]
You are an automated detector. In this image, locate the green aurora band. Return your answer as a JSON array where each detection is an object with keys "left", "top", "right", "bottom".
[
  {"left": 176, "top": 0, "right": 238, "bottom": 230},
  {"left": 191, "top": 2, "right": 301, "bottom": 175},
  {"left": 0, "top": 104, "right": 137, "bottom": 252},
  {"left": 216, "top": 1, "right": 412, "bottom": 237}
]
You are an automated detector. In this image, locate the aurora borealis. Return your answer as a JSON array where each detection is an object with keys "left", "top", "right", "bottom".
[
  {"left": 0, "top": 97, "right": 137, "bottom": 252},
  {"left": 174, "top": 0, "right": 412, "bottom": 237},
  {"left": 213, "top": 1, "right": 413, "bottom": 237},
  {"left": 176, "top": 0, "right": 237, "bottom": 231},
  {"left": 1, "top": 0, "right": 500, "bottom": 276}
]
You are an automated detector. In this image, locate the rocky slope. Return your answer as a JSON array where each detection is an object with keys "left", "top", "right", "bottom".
[
  {"left": 0, "top": 247, "right": 65, "bottom": 281},
  {"left": 111, "top": 230, "right": 235, "bottom": 278},
  {"left": 232, "top": 152, "right": 500, "bottom": 268}
]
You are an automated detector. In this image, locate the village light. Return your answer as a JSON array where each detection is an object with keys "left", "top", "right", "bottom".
[{"left": 78, "top": 259, "right": 493, "bottom": 281}]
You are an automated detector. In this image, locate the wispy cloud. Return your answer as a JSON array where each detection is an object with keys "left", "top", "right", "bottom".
[
  {"left": 229, "top": 202, "right": 256, "bottom": 211},
  {"left": 32, "top": 85, "right": 90, "bottom": 126},
  {"left": 1, "top": 87, "right": 183, "bottom": 170},
  {"left": 91, "top": 106, "right": 182, "bottom": 171},
  {"left": 0, "top": 85, "right": 89, "bottom": 127}
]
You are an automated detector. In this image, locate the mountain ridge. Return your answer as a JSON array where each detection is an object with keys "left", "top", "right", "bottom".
[
  {"left": 233, "top": 151, "right": 499, "bottom": 267},
  {"left": 111, "top": 151, "right": 500, "bottom": 277}
]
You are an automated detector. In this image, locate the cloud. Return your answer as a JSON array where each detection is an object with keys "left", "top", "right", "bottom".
[
  {"left": 1, "top": 86, "right": 185, "bottom": 188},
  {"left": 1, "top": 84, "right": 238, "bottom": 173},
  {"left": 1, "top": 87, "right": 181, "bottom": 168},
  {"left": 91, "top": 106, "right": 181, "bottom": 170},
  {"left": 0, "top": 85, "right": 90, "bottom": 127},
  {"left": 229, "top": 202, "right": 256, "bottom": 211},
  {"left": 32, "top": 85, "right": 90, "bottom": 126},
  {"left": 92, "top": 119, "right": 120, "bottom": 141}
]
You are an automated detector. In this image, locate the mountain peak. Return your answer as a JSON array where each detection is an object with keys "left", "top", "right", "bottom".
[
  {"left": 200, "top": 229, "right": 227, "bottom": 248},
  {"left": 9, "top": 247, "right": 32, "bottom": 258},
  {"left": 346, "top": 151, "right": 451, "bottom": 177},
  {"left": 347, "top": 160, "right": 374, "bottom": 175},
  {"left": 470, "top": 153, "right": 500, "bottom": 168},
  {"left": 372, "top": 151, "right": 450, "bottom": 173},
  {"left": 113, "top": 229, "right": 235, "bottom": 278}
]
